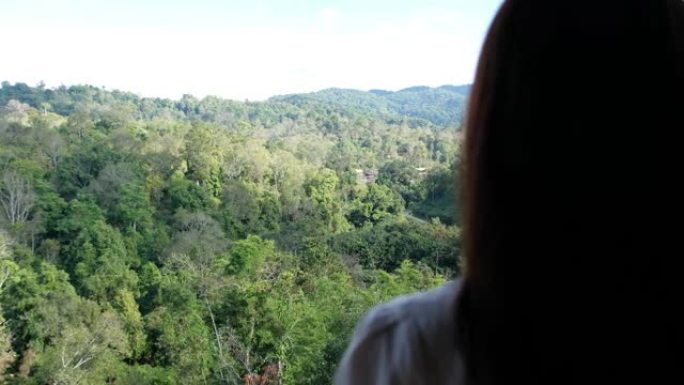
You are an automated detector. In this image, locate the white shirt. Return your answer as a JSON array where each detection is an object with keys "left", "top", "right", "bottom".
[{"left": 335, "top": 280, "right": 466, "bottom": 385}]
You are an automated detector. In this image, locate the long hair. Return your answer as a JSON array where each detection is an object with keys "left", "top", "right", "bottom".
[{"left": 458, "top": 1, "right": 683, "bottom": 384}]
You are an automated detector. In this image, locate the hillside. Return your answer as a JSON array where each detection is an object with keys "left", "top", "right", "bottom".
[
  {"left": 1, "top": 81, "right": 470, "bottom": 129},
  {"left": 0, "top": 81, "right": 463, "bottom": 385},
  {"left": 272, "top": 84, "right": 470, "bottom": 127}
]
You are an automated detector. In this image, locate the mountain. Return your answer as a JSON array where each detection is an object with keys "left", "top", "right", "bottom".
[
  {"left": 272, "top": 84, "right": 470, "bottom": 127},
  {"left": 0, "top": 81, "right": 470, "bottom": 129}
]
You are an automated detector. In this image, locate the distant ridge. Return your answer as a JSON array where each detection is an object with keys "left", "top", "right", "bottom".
[
  {"left": 272, "top": 84, "right": 471, "bottom": 127},
  {"left": 1, "top": 81, "right": 471, "bottom": 128}
]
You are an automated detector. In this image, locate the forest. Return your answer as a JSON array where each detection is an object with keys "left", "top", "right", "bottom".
[{"left": 0, "top": 81, "right": 466, "bottom": 385}]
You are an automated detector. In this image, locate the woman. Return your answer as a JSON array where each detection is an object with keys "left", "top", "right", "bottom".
[{"left": 335, "top": 1, "right": 683, "bottom": 384}]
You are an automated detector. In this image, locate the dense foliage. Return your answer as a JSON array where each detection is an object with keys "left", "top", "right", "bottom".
[{"left": 0, "top": 81, "right": 465, "bottom": 385}]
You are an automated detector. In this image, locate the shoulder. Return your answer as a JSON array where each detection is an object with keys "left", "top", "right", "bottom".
[
  {"left": 359, "top": 280, "right": 462, "bottom": 338},
  {"left": 335, "top": 280, "right": 465, "bottom": 385}
]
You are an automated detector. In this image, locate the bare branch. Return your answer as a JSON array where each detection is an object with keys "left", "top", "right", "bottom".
[{"left": 0, "top": 170, "right": 35, "bottom": 226}]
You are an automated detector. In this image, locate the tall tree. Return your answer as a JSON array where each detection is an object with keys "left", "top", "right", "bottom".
[
  {"left": 0, "top": 231, "right": 16, "bottom": 383},
  {"left": 0, "top": 170, "right": 35, "bottom": 226}
]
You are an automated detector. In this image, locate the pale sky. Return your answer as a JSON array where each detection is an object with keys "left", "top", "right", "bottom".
[{"left": 0, "top": 0, "right": 503, "bottom": 101}]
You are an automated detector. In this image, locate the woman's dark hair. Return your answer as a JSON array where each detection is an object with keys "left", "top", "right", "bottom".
[{"left": 458, "top": 0, "right": 683, "bottom": 384}]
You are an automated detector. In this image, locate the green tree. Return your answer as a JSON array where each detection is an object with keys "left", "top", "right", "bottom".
[
  {"left": 184, "top": 122, "right": 224, "bottom": 197},
  {"left": 0, "top": 231, "right": 17, "bottom": 383},
  {"left": 377, "top": 159, "right": 424, "bottom": 203},
  {"left": 228, "top": 235, "right": 274, "bottom": 276},
  {"left": 2, "top": 262, "right": 131, "bottom": 384},
  {"left": 165, "top": 173, "right": 212, "bottom": 212},
  {"left": 53, "top": 140, "right": 120, "bottom": 199},
  {"left": 347, "top": 183, "right": 405, "bottom": 227},
  {"left": 411, "top": 163, "right": 460, "bottom": 225},
  {"left": 303, "top": 169, "right": 349, "bottom": 233},
  {"left": 65, "top": 220, "right": 139, "bottom": 302},
  {"left": 144, "top": 288, "right": 214, "bottom": 384},
  {"left": 113, "top": 288, "right": 147, "bottom": 360}
]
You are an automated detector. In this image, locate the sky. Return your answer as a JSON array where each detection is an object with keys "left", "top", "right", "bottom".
[{"left": 0, "top": 0, "right": 503, "bottom": 101}]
